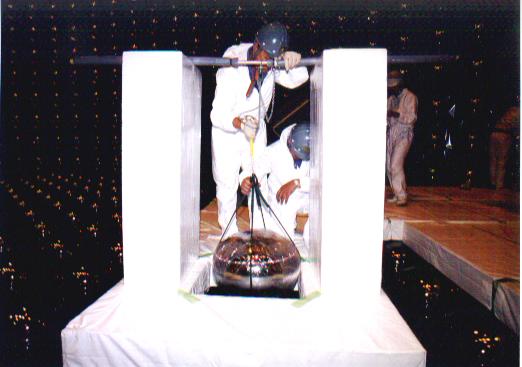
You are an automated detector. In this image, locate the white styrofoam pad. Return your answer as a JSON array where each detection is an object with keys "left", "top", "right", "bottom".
[{"left": 62, "top": 282, "right": 425, "bottom": 367}]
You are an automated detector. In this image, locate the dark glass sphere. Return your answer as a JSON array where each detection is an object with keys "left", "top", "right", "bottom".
[{"left": 212, "top": 229, "right": 301, "bottom": 290}]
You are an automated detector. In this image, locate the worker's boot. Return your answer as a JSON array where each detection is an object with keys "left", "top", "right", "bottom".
[{"left": 396, "top": 197, "right": 408, "bottom": 206}]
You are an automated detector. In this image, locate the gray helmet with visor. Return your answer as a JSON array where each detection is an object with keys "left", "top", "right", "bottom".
[
  {"left": 288, "top": 122, "right": 311, "bottom": 161},
  {"left": 255, "top": 22, "right": 289, "bottom": 58}
]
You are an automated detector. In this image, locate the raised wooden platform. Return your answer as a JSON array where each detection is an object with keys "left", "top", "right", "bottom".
[{"left": 384, "top": 187, "right": 519, "bottom": 333}]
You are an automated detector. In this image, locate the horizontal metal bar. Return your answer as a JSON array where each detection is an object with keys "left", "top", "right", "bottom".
[
  {"left": 72, "top": 55, "right": 123, "bottom": 65},
  {"left": 388, "top": 54, "right": 458, "bottom": 64},
  {"left": 72, "top": 54, "right": 457, "bottom": 66},
  {"left": 188, "top": 56, "right": 237, "bottom": 67},
  {"left": 72, "top": 55, "right": 321, "bottom": 67}
]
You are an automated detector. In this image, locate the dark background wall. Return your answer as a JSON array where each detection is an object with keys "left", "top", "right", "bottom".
[
  {"left": 1, "top": 1, "right": 520, "bottom": 205},
  {"left": 0, "top": 2, "right": 519, "bottom": 366}
]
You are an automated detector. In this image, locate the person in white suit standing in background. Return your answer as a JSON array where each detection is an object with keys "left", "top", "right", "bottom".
[{"left": 386, "top": 70, "right": 418, "bottom": 206}]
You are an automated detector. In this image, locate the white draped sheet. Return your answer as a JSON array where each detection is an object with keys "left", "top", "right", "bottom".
[{"left": 62, "top": 281, "right": 426, "bottom": 367}]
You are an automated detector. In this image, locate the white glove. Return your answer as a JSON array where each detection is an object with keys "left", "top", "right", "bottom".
[
  {"left": 240, "top": 115, "right": 259, "bottom": 140},
  {"left": 283, "top": 51, "right": 301, "bottom": 71}
]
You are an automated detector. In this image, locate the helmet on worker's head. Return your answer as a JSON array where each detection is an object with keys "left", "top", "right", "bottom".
[
  {"left": 255, "top": 22, "right": 288, "bottom": 58},
  {"left": 387, "top": 70, "right": 403, "bottom": 88},
  {"left": 288, "top": 122, "right": 311, "bottom": 161}
]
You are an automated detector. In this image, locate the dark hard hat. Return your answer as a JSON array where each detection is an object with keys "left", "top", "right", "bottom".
[
  {"left": 387, "top": 70, "right": 403, "bottom": 88},
  {"left": 255, "top": 22, "right": 288, "bottom": 58},
  {"left": 289, "top": 122, "right": 311, "bottom": 161}
]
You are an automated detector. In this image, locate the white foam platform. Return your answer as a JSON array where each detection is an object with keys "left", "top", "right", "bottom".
[{"left": 62, "top": 281, "right": 425, "bottom": 367}]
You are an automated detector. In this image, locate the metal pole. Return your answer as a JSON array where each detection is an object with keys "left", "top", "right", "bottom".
[
  {"left": 72, "top": 54, "right": 458, "bottom": 66},
  {"left": 72, "top": 55, "right": 123, "bottom": 65},
  {"left": 387, "top": 54, "right": 458, "bottom": 64},
  {"left": 72, "top": 55, "right": 321, "bottom": 67}
]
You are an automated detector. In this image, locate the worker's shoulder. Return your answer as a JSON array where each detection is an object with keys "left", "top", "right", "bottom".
[
  {"left": 403, "top": 88, "right": 417, "bottom": 98},
  {"left": 267, "top": 139, "right": 287, "bottom": 156},
  {"left": 222, "top": 43, "right": 253, "bottom": 58}
]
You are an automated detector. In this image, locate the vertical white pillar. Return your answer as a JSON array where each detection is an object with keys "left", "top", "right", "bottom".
[
  {"left": 121, "top": 51, "right": 201, "bottom": 302},
  {"left": 311, "top": 49, "right": 387, "bottom": 305}
]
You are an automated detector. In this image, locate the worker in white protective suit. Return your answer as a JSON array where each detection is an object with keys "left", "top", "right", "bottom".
[
  {"left": 386, "top": 70, "right": 418, "bottom": 206},
  {"left": 239, "top": 122, "right": 310, "bottom": 241},
  {"left": 210, "top": 22, "right": 309, "bottom": 235}
]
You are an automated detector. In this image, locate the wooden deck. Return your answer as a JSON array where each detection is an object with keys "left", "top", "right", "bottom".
[{"left": 384, "top": 187, "right": 519, "bottom": 332}]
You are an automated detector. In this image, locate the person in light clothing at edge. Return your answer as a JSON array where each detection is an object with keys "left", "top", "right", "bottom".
[
  {"left": 210, "top": 22, "right": 309, "bottom": 235},
  {"left": 489, "top": 105, "right": 520, "bottom": 189},
  {"left": 386, "top": 70, "right": 418, "bottom": 206}
]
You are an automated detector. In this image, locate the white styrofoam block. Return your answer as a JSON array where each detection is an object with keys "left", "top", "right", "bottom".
[
  {"left": 307, "top": 60, "right": 323, "bottom": 296},
  {"left": 122, "top": 51, "right": 201, "bottom": 301},
  {"left": 319, "top": 49, "right": 387, "bottom": 303},
  {"left": 180, "top": 57, "right": 202, "bottom": 277}
]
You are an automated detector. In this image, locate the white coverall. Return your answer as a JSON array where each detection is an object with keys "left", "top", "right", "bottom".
[
  {"left": 210, "top": 43, "right": 309, "bottom": 235},
  {"left": 386, "top": 88, "right": 418, "bottom": 202},
  {"left": 489, "top": 106, "right": 520, "bottom": 189},
  {"left": 240, "top": 124, "right": 309, "bottom": 239}
]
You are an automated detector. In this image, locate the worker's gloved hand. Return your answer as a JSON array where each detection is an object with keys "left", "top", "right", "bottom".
[
  {"left": 232, "top": 117, "right": 242, "bottom": 129},
  {"left": 282, "top": 51, "right": 301, "bottom": 71},
  {"left": 240, "top": 177, "right": 253, "bottom": 196},
  {"left": 240, "top": 115, "right": 259, "bottom": 140},
  {"left": 276, "top": 179, "right": 299, "bottom": 204}
]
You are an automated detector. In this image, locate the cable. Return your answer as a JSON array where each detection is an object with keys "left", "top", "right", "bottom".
[
  {"left": 216, "top": 192, "right": 249, "bottom": 245},
  {"left": 236, "top": 67, "right": 276, "bottom": 123},
  {"left": 218, "top": 64, "right": 288, "bottom": 291},
  {"left": 250, "top": 175, "right": 298, "bottom": 249},
  {"left": 249, "top": 184, "right": 254, "bottom": 290}
]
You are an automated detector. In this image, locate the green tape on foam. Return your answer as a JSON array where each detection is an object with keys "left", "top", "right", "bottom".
[
  {"left": 300, "top": 256, "right": 319, "bottom": 263},
  {"left": 178, "top": 289, "right": 200, "bottom": 303},
  {"left": 292, "top": 290, "right": 321, "bottom": 308}
]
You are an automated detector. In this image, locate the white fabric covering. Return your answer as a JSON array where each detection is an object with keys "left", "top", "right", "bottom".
[{"left": 62, "top": 281, "right": 426, "bottom": 367}]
